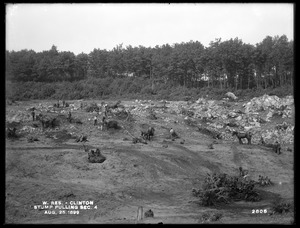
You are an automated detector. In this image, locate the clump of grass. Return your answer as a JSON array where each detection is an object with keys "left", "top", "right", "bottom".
[
  {"left": 270, "top": 201, "right": 292, "bottom": 214},
  {"left": 199, "top": 211, "right": 223, "bottom": 223}
]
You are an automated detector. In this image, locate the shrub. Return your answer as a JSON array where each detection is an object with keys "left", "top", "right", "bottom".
[
  {"left": 141, "top": 85, "right": 153, "bottom": 95},
  {"left": 270, "top": 201, "right": 292, "bottom": 214},
  {"left": 157, "top": 88, "right": 171, "bottom": 100},
  {"left": 85, "top": 103, "right": 100, "bottom": 112},
  {"left": 199, "top": 212, "right": 223, "bottom": 223}
]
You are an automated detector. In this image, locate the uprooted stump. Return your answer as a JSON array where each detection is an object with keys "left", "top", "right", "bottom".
[
  {"left": 199, "top": 212, "right": 223, "bottom": 223},
  {"left": 37, "top": 114, "right": 60, "bottom": 129},
  {"left": 107, "top": 100, "right": 122, "bottom": 110},
  {"left": 132, "top": 137, "right": 148, "bottom": 144},
  {"left": 144, "top": 209, "right": 154, "bottom": 218},
  {"left": 88, "top": 148, "right": 106, "bottom": 163},
  {"left": 147, "top": 109, "right": 158, "bottom": 120},
  {"left": 85, "top": 103, "right": 100, "bottom": 112},
  {"left": 104, "top": 120, "right": 121, "bottom": 130},
  {"left": 6, "top": 127, "right": 18, "bottom": 139},
  {"left": 75, "top": 135, "right": 88, "bottom": 142}
]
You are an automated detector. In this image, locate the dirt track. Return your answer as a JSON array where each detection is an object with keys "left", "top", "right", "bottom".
[{"left": 5, "top": 100, "right": 294, "bottom": 224}]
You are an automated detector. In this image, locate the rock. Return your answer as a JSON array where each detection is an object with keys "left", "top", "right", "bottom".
[
  {"left": 225, "top": 92, "right": 237, "bottom": 100},
  {"left": 244, "top": 126, "right": 253, "bottom": 131},
  {"left": 227, "top": 121, "right": 239, "bottom": 128},
  {"left": 196, "top": 98, "right": 206, "bottom": 104},
  {"left": 228, "top": 112, "right": 238, "bottom": 118},
  {"left": 235, "top": 116, "right": 242, "bottom": 121}
]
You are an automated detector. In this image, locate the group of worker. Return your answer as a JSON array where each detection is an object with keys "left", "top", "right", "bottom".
[
  {"left": 92, "top": 103, "right": 111, "bottom": 130},
  {"left": 93, "top": 115, "right": 107, "bottom": 131},
  {"left": 30, "top": 101, "right": 178, "bottom": 139}
]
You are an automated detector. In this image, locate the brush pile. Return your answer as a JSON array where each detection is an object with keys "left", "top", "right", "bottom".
[{"left": 192, "top": 172, "right": 261, "bottom": 206}]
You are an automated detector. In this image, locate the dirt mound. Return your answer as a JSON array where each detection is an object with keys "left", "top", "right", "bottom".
[
  {"left": 197, "top": 126, "right": 222, "bottom": 139},
  {"left": 45, "top": 129, "right": 77, "bottom": 143},
  {"left": 6, "top": 121, "right": 22, "bottom": 129}
]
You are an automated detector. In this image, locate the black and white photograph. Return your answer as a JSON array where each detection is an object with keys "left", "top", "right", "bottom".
[{"left": 5, "top": 3, "right": 294, "bottom": 224}]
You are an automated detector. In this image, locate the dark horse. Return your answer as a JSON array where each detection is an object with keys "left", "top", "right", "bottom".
[
  {"left": 141, "top": 127, "right": 155, "bottom": 140},
  {"left": 232, "top": 131, "right": 252, "bottom": 144}
]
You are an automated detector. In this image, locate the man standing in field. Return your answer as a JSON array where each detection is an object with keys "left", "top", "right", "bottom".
[
  {"left": 170, "top": 128, "right": 179, "bottom": 140},
  {"left": 104, "top": 104, "right": 109, "bottom": 117},
  {"left": 68, "top": 111, "right": 72, "bottom": 123},
  {"left": 31, "top": 110, "right": 35, "bottom": 121},
  {"left": 100, "top": 116, "right": 106, "bottom": 131},
  {"left": 94, "top": 116, "right": 98, "bottom": 126}
]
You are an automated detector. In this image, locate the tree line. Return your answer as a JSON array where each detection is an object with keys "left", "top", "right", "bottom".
[{"left": 6, "top": 35, "right": 293, "bottom": 93}]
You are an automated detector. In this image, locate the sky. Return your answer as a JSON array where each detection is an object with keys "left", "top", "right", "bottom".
[{"left": 6, "top": 3, "right": 294, "bottom": 55}]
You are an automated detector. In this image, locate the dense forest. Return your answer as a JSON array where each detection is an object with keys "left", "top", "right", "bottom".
[{"left": 6, "top": 35, "right": 293, "bottom": 101}]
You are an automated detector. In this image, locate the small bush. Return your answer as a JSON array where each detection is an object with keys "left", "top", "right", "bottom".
[
  {"left": 270, "top": 201, "right": 292, "bottom": 214},
  {"left": 141, "top": 85, "right": 153, "bottom": 95}
]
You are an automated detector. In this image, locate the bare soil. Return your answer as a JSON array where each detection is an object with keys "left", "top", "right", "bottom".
[{"left": 5, "top": 100, "right": 294, "bottom": 224}]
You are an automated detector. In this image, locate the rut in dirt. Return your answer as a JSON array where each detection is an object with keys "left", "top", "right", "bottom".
[
  {"left": 230, "top": 144, "right": 242, "bottom": 167},
  {"left": 6, "top": 144, "right": 92, "bottom": 151},
  {"left": 170, "top": 143, "right": 221, "bottom": 173}
]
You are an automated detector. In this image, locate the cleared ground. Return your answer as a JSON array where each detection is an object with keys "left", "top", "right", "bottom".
[{"left": 5, "top": 99, "right": 294, "bottom": 224}]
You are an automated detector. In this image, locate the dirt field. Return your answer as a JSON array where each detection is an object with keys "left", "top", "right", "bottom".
[{"left": 5, "top": 99, "right": 294, "bottom": 224}]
